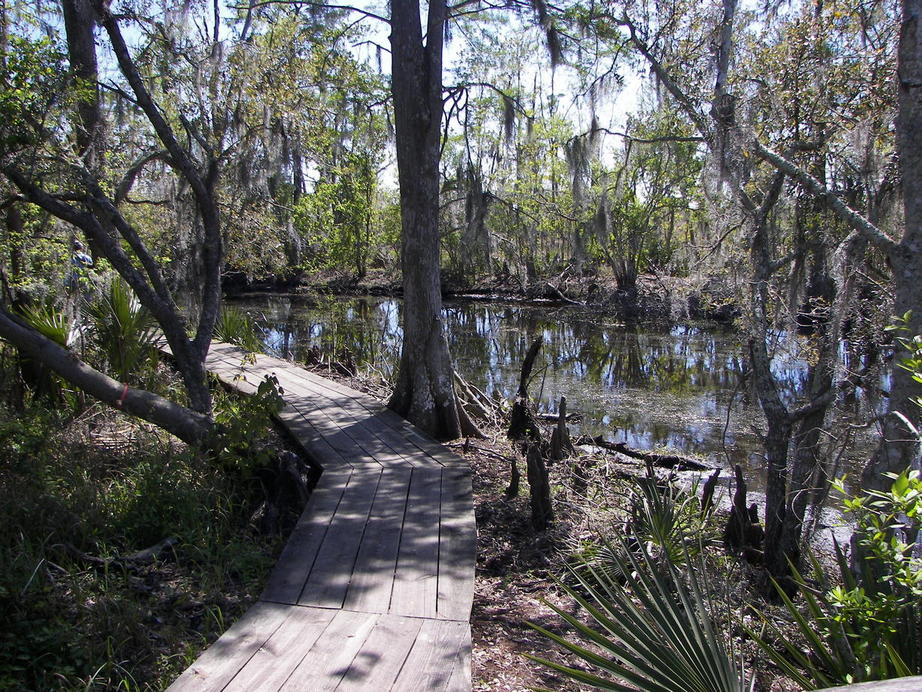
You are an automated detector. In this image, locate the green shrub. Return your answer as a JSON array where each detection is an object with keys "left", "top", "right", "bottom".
[
  {"left": 87, "top": 278, "right": 158, "bottom": 384},
  {"left": 213, "top": 306, "right": 262, "bottom": 353},
  {"left": 212, "top": 374, "right": 285, "bottom": 474},
  {"left": 750, "top": 471, "right": 922, "bottom": 688},
  {"left": 529, "top": 536, "right": 748, "bottom": 692}
]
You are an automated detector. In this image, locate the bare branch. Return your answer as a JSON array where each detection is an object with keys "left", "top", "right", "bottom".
[
  {"left": 230, "top": 0, "right": 389, "bottom": 24},
  {"left": 115, "top": 150, "right": 171, "bottom": 205},
  {"left": 753, "top": 139, "right": 899, "bottom": 255}
]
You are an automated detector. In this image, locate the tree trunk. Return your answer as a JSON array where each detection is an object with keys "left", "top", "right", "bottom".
[
  {"left": 61, "top": 0, "right": 103, "bottom": 172},
  {"left": 862, "top": 0, "right": 922, "bottom": 489},
  {"left": 387, "top": 0, "right": 463, "bottom": 440},
  {"left": 0, "top": 309, "right": 212, "bottom": 446}
]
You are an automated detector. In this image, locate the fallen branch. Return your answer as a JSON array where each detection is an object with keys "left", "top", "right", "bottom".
[
  {"left": 66, "top": 536, "right": 179, "bottom": 569},
  {"left": 574, "top": 435, "right": 714, "bottom": 472},
  {"left": 545, "top": 282, "right": 583, "bottom": 306}
]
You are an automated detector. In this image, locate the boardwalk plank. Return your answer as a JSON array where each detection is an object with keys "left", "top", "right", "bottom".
[
  {"left": 275, "top": 407, "right": 351, "bottom": 469},
  {"left": 165, "top": 601, "right": 289, "bottom": 691},
  {"left": 275, "top": 374, "right": 426, "bottom": 469},
  {"left": 292, "top": 371, "right": 455, "bottom": 462},
  {"left": 298, "top": 469, "right": 384, "bottom": 608},
  {"left": 165, "top": 341, "right": 474, "bottom": 691},
  {"left": 223, "top": 606, "right": 337, "bottom": 691},
  {"left": 279, "top": 610, "right": 379, "bottom": 691},
  {"left": 342, "top": 467, "right": 413, "bottom": 614},
  {"left": 334, "top": 614, "right": 422, "bottom": 690},
  {"left": 391, "top": 619, "right": 471, "bottom": 692},
  {"left": 437, "top": 466, "right": 476, "bottom": 621},
  {"left": 389, "top": 468, "right": 442, "bottom": 618},
  {"left": 261, "top": 469, "right": 353, "bottom": 604}
]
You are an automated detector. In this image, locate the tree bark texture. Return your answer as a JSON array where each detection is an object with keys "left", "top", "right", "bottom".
[
  {"left": 386, "top": 0, "right": 463, "bottom": 440},
  {"left": 0, "top": 309, "right": 212, "bottom": 445},
  {"left": 863, "top": 0, "right": 922, "bottom": 490},
  {"left": 526, "top": 443, "right": 553, "bottom": 531},
  {"left": 61, "top": 0, "right": 103, "bottom": 171}
]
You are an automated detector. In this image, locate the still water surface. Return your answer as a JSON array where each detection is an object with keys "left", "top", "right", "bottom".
[{"left": 228, "top": 294, "right": 873, "bottom": 485}]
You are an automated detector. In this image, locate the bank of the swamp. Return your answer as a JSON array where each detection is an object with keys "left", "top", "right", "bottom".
[
  {"left": 224, "top": 268, "right": 741, "bottom": 324},
  {"left": 0, "top": 378, "right": 312, "bottom": 690}
]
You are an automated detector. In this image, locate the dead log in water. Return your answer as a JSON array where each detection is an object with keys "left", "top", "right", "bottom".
[{"left": 574, "top": 435, "right": 714, "bottom": 472}]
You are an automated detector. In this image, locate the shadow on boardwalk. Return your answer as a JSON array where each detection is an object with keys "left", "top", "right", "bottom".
[{"left": 167, "top": 342, "right": 475, "bottom": 691}]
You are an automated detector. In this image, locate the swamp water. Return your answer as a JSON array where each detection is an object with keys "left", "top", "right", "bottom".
[{"left": 229, "top": 294, "right": 876, "bottom": 490}]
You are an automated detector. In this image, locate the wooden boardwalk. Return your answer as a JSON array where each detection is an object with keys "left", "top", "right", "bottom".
[{"left": 167, "top": 342, "right": 475, "bottom": 691}]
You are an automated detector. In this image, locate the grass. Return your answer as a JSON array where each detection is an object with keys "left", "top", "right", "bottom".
[{"left": 0, "top": 397, "right": 285, "bottom": 690}]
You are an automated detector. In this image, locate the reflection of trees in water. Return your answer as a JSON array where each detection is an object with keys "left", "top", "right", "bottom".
[
  {"left": 230, "top": 297, "right": 828, "bottom": 461},
  {"left": 240, "top": 297, "right": 768, "bottom": 397}
]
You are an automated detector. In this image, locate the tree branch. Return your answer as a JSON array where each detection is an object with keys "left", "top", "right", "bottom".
[
  {"left": 0, "top": 308, "right": 212, "bottom": 446},
  {"left": 752, "top": 139, "right": 898, "bottom": 255},
  {"left": 230, "top": 0, "right": 389, "bottom": 24},
  {"left": 115, "top": 150, "right": 172, "bottom": 205}
]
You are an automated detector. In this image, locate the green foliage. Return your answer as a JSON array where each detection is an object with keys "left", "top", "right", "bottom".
[
  {"left": 18, "top": 300, "right": 71, "bottom": 347},
  {"left": 888, "top": 312, "right": 922, "bottom": 412},
  {"left": 628, "top": 473, "right": 713, "bottom": 566},
  {"left": 292, "top": 152, "right": 380, "bottom": 277},
  {"left": 750, "top": 472, "right": 922, "bottom": 688},
  {"left": 212, "top": 374, "right": 285, "bottom": 474},
  {"left": 0, "top": 402, "right": 278, "bottom": 689},
  {"left": 572, "top": 474, "right": 713, "bottom": 588},
  {"left": 749, "top": 322, "right": 922, "bottom": 687},
  {"left": 15, "top": 302, "right": 72, "bottom": 402},
  {"left": 213, "top": 305, "right": 262, "bottom": 353},
  {"left": 528, "top": 537, "right": 748, "bottom": 692},
  {"left": 87, "top": 279, "right": 158, "bottom": 384},
  {"left": 0, "top": 36, "right": 69, "bottom": 153}
]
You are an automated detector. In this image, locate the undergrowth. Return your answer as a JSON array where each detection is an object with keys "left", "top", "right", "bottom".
[{"left": 0, "top": 400, "right": 283, "bottom": 690}]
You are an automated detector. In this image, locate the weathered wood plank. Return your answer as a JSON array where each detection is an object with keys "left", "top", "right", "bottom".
[
  {"left": 298, "top": 469, "right": 384, "bottom": 608},
  {"left": 164, "top": 341, "right": 475, "bottom": 691},
  {"left": 288, "top": 395, "right": 412, "bottom": 469},
  {"left": 165, "top": 601, "right": 290, "bottom": 691},
  {"left": 279, "top": 610, "right": 379, "bottom": 691},
  {"left": 222, "top": 606, "right": 337, "bottom": 691},
  {"left": 261, "top": 469, "right": 353, "bottom": 604},
  {"left": 292, "top": 369, "right": 460, "bottom": 465},
  {"left": 342, "top": 467, "right": 413, "bottom": 614},
  {"left": 275, "top": 406, "right": 351, "bottom": 470},
  {"left": 334, "top": 614, "right": 423, "bottom": 691},
  {"left": 204, "top": 344, "right": 463, "bottom": 468},
  {"left": 391, "top": 619, "right": 472, "bottom": 692},
  {"left": 437, "top": 465, "right": 476, "bottom": 621},
  {"left": 389, "top": 468, "right": 443, "bottom": 618},
  {"left": 273, "top": 371, "right": 429, "bottom": 469}
]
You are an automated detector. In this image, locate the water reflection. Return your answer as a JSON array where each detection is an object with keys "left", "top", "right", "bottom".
[{"left": 228, "top": 294, "right": 873, "bottom": 487}]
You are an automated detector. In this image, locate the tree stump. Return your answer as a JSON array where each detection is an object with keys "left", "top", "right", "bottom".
[
  {"left": 722, "top": 464, "right": 763, "bottom": 564},
  {"left": 526, "top": 443, "right": 553, "bottom": 531},
  {"left": 700, "top": 468, "right": 721, "bottom": 516},
  {"left": 549, "top": 395, "right": 574, "bottom": 462},
  {"left": 507, "top": 336, "right": 543, "bottom": 442}
]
